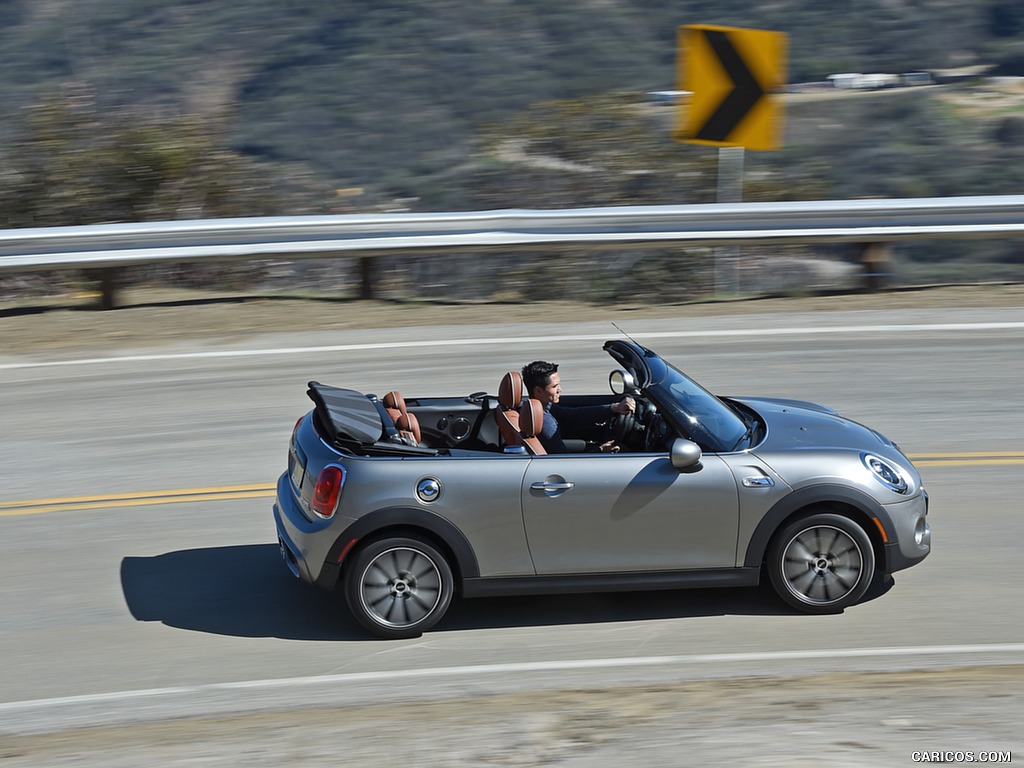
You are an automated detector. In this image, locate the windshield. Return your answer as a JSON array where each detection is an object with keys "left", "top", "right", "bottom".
[{"left": 648, "top": 360, "right": 748, "bottom": 452}]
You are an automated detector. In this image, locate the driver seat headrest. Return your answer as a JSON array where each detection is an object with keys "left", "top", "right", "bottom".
[{"left": 518, "top": 399, "right": 547, "bottom": 455}]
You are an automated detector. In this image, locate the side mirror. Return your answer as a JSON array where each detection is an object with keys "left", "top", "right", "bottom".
[
  {"left": 609, "top": 369, "right": 639, "bottom": 396},
  {"left": 670, "top": 438, "right": 702, "bottom": 470}
]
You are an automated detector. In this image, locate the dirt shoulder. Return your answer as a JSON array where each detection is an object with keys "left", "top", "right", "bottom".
[
  {"left": 2, "top": 283, "right": 1022, "bottom": 355},
  {"left": 1, "top": 666, "right": 1019, "bottom": 767}
]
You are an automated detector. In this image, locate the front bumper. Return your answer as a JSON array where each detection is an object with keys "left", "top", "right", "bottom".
[{"left": 881, "top": 490, "right": 931, "bottom": 573}]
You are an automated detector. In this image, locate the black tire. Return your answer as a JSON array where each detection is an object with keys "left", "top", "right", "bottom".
[
  {"left": 344, "top": 536, "right": 454, "bottom": 639},
  {"left": 767, "top": 512, "right": 876, "bottom": 614}
]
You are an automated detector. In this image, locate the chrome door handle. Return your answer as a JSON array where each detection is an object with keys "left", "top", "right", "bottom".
[{"left": 530, "top": 481, "right": 575, "bottom": 493}]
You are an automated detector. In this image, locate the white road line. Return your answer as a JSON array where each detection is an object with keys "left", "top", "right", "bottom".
[
  {"left": 3, "top": 643, "right": 1023, "bottom": 713},
  {"left": 2, "top": 322, "right": 1023, "bottom": 370}
]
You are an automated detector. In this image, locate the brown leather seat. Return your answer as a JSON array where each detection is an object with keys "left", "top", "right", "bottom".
[
  {"left": 382, "top": 390, "right": 406, "bottom": 422},
  {"left": 395, "top": 411, "right": 421, "bottom": 445},
  {"left": 495, "top": 371, "right": 525, "bottom": 448},
  {"left": 517, "top": 398, "right": 548, "bottom": 456},
  {"left": 382, "top": 390, "right": 418, "bottom": 446}
]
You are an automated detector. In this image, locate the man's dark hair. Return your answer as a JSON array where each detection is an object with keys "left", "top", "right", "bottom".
[{"left": 522, "top": 360, "right": 558, "bottom": 396}]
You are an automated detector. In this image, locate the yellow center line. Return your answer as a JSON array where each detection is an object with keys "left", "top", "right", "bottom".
[
  {"left": 908, "top": 451, "right": 1024, "bottom": 467},
  {"left": 0, "top": 485, "right": 275, "bottom": 517},
  {"left": 908, "top": 451, "right": 1024, "bottom": 459},
  {"left": 0, "top": 483, "right": 276, "bottom": 509},
  {"left": 1, "top": 452, "right": 1022, "bottom": 518},
  {"left": 913, "top": 459, "right": 1024, "bottom": 467}
]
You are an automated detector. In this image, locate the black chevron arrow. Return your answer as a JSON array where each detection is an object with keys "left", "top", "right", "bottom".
[{"left": 695, "top": 29, "right": 765, "bottom": 142}]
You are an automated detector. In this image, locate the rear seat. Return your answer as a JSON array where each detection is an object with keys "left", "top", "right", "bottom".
[{"left": 382, "top": 390, "right": 420, "bottom": 446}]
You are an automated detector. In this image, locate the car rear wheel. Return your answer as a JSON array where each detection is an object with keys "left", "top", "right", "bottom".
[
  {"left": 767, "top": 512, "right": 876, "bottom": 614},
  {"left": 344, "top": 536, "right": 454, "bottom": 639}
]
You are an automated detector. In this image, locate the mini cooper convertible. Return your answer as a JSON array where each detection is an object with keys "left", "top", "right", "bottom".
[{"left": 274, "top": 339, "right": 931, "bottom": 639}]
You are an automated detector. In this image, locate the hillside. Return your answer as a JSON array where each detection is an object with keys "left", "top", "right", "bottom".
[{"left": 2, "top": 0, "right": 1023, "bottom": 210}]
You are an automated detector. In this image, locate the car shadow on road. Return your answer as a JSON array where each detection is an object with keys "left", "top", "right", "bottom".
[
  {"left": 120, "top": 544, "right": 362, "bottom": 640},
  {"left": 120, "top": 543, "right": 894, "bottom": 641}
]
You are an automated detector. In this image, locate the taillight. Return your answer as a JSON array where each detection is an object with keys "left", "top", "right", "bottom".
[{"left": 311, "top": 465, "right": 345, "bottom": 519}]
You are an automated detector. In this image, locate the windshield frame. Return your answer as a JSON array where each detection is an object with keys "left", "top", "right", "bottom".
[
  {"left": 603, "top": 339, "right": 750, "bottom": 453},
  {"left": 646, "top": 360, "right": 749, "bottom": 453}
]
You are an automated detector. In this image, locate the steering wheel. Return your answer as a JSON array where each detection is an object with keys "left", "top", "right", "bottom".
[
  {"left": 608, "top": 399, "right": 651, "bottom": 450},
  {"left": 643, "top": 411, "right": 670, "bottom": 452}
]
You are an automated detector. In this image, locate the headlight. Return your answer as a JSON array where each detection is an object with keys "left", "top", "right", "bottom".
[{"left": 861, "top": 452, "right": 909, "bottom": 494}]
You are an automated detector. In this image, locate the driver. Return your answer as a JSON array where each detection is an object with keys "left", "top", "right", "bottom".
[{"left": 521, "top": 360, "right": 635, "bottom": 453}]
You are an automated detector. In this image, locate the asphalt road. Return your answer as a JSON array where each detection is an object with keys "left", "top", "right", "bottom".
[{"left": 1, "top": 299, "right": 1022, "bottom": 765}]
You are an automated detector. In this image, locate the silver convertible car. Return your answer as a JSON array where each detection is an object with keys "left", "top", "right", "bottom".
[{"left": 273, "top": 339, "right": 931, "bottom": 639}]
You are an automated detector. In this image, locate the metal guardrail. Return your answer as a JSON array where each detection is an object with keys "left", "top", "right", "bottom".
[{"left": 2, "top": 195, "right": 1024, "bottom": 306}]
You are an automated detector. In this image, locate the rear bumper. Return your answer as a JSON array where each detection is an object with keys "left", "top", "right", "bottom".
[
  {"left": 273, "top": 473, "right": 316, "bottom": 584},
  {"left": 273, "top": 471, "right": 351, "bottom": 588}
]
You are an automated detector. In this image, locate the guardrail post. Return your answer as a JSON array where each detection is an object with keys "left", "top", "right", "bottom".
[
  {"left": 86, "top": 267, "right": 120, "bottom": 309},
  {"left": 360, "top": 257, "right": 374, "bottom": 299},
  {"left": 858, "top": 242, "right": 891, "bottom": 291}
]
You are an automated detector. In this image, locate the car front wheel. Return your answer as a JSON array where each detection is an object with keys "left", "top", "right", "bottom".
[
  {"left": 344, "top": 536, "right": 454, "bottom": 639},
  {"left": 767, "top": 512, "right": 876, "bottom": 614}
]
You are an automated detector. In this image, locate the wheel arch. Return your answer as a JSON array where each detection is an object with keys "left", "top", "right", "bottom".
[
  {"left": 743, "top": 485, "right": 892, "bottom": 572},
  {"left": 326, "top": 506, "right": 480, "bottom": 586}
]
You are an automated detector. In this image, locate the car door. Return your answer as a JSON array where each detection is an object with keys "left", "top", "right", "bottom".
[{"left": 521, "top": 452, "right": 739, "bottom": 574}]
